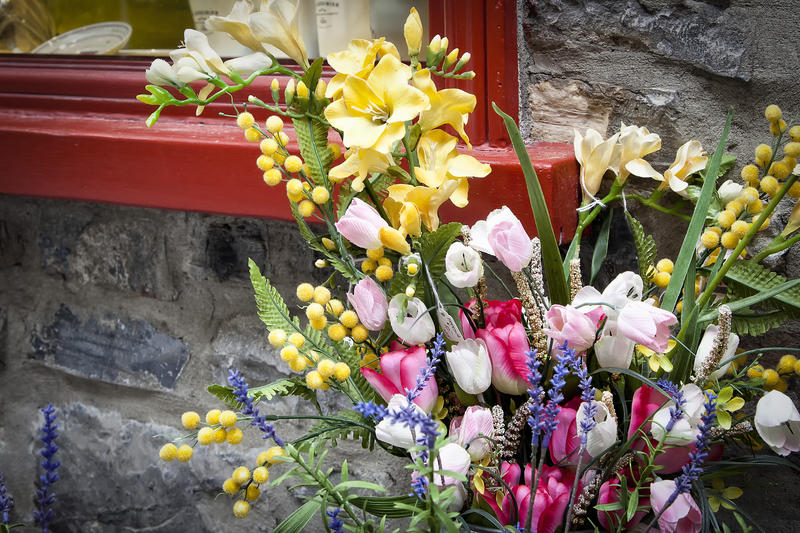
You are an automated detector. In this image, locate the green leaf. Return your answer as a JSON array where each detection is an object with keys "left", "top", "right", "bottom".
[
  {"left": 700, "top": 278, "right": 800, "bottom": 321},
  {"left": 625, "top": 212, "right": 658, "bottom": 290},
  {"left": 590, "top": 207, "right": 613, "bottom": 284},
  {"left": 290, "top": 202, "right": 359, "bottom": 283},
  {"left": 389, "top": 222, "right": 462, "bottom": 299},
  {"left": 274, "top": 498, "right": 322, "bottom": 533},
  {"left": 349, "top": 495, "right": 421, "bottom": 518},
  {"left": 334, "top": 480, "right": 387, "bottom": 492},
  {"left": 492, "top": 102, "right": 568, "bottom": 305},
  {"left": 207, "top": 377, "right": 320, "bottom": 411},
  {"left": 298, "top": 409, "right": 375, "bottom": 449},
  {"left": 725, "top": 260, "right": 800, "bottom": 316},
  {"left": 661, "top": 108, "right": 733, "bottom": 313},
  {"left": 595, "top": 502, "right": 624, "bottom": 512},
  {"left": 301, "top": 57, "right": 324, "bottom": 91},
  {"left": 626, "top": 487, "right": 639, "bottom": 522},
  {"left": 730, "top": 310, "right": 788, "bottom": 336},
  {"left": 292, "top": 115, "right": 334, "bottom": 186}
]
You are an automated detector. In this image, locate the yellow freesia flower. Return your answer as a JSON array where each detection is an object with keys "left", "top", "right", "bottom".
[
  {"left": 626, "top": 140, "right": 708, "bottom": 196},
  {"left": 637, "top": 340, "right": 677, "bottom": 372},
  {"left": 325, "top": 38, "right": 400, "bottom": 100},
  {"left": 325, "top": 54, "right": 430, "bottom": 153},
  {"left": 609, "top": 122, "right": 661, "bottom": 184},
  {"left": 415, "top": 129, "right": 491, "bottom": 207},
  {"left": 208, "top": 0, "right": 308, "bottom": 68},
  {"left": 383, "top": 181, "right": 459, "bottom": 236},
  {"left": 404, "top": 8, "right": 423, "bottom": 57},
  {"left": 574, "top": 128, "right": 620, "bottom": 205},
  {"left": 329, "top": 147, "right": 394, "bottom": 191},
  {"left": 412, "top": 69, "right": 476, "bottom": 148}
]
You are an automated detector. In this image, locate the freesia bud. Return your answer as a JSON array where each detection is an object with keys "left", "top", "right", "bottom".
[
  {"left": 296, "top": 80, "right": 309, "bottom": 99},
  {"left": 314, "top": 79, "right": 326, "bottom": 100},
  {"left": 755, "top": 390, "right": 800, "bottom": 456},
  {"left": 403, "top": 7, "right": 423, "bottom": 57},
  {"left": 453, "top": 52, "right": 471, "bottom": 72},
  {"left": 284, "top": 78, "right": 295, "bottom": 106},
  {"left": 388, "top": 295, "right": 435, "bottom": 346},
  {"left": 270, "top": 78, "right": 280, "bottom": 103},
  {"left": 444, "top": 48, "right": 459, "bottom": 69},
  {"left": 445, "top": 338, "right": 491, "bottom": 394},
  {"left": 450, "top": 406, "right": 494, "bottom": 461},
  {"left": 335, "top": 198, "right": 388, "bottom": 250},
  {"left": 347, "top": 276, "right": 388, "bottom": 331},
  {"left": 444, "top": 242, "right": 483, "bottom": 288},
  {"left": 429, "top": 34, "right": 442, "bottom": 53}
]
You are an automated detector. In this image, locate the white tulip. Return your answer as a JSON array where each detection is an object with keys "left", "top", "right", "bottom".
[
  {"left": 651, "top": 384, "right": 707, "bottom": 445},
  {"left": 445, "top": 338, "right": 492, "bottom": 394},
  {"left": 577, "top": 401, "right": 618, "bottom": 457},
  {"left": 444, "top": 242, "right": 483, "bottom": 288},
  {"left": 692, "top": 324, "right": 739, "bottom": 381},
  {"left": 375, "top": 394, "right": 427, "bottom": 449},
  {"left": 388, "top": 295, "right": 435, "bottom": 346},
  {"left": 593, "top": 329, "right": 636, "bottom": 369},
  {"left": 755, "top": 390, "right": 800, "bottom": 456}
]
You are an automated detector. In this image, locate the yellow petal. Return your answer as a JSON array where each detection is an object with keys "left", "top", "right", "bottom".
[
  {"left": 716, "top": 386, "right": 734, "bottom": 404},
  {"left": 448, "top": 154, "right": 491, "bottom": 178},
  {"left": 708, "top": 496, "right": 721, "bottom": 513},
  {"left": 367, "top": 54, "right": 413, "bottom": 101},
  {"left": 473, "top": 472, "right": 485, "bottom": 494},
  {"left": 449, "top": 178, "right": 470, "bottom": 208},
  {"left": 658, "top": 355, "right": 673, "bottom": 372},
  {"left": 373, "top": 122, "right": 407, "bottom": 154},
  {"left": 626, "top": 158, "right": 664, "bottom": 181},
  {"left": 716, "top": 409, "right": 731, "bottom": 430},
  {"left": 725, "top": 397, "right": 745, "bottom": 412},
  {"left": 722, "top": 486, "right": 743, "bottom": 500},
  {"left": 379, "top": 226, "right": 411, "bottom": 254},
  {"left": 649, "top": 355, "right": 661, "bottom": 372}
]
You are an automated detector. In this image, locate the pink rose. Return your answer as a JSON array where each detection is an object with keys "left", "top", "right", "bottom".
[
  {"left": 543, "top": 305, "right": 598, "bottom": 351},
  {"left": 335, "top": 198, "right": 388, "bottom": 250},
  {"left": 477, "top": 321, "right": 530, "bottom": 395},
  {"left": 361, "top": 345, "right": 438, "bottom": 412},
  {"left": 347, "top": 276, "right": 388, "bottom": 331},
  {"left": 650, "top": 479, "right": 702, "bottom": 533},
  {"left": 617, "top": 301, "right": 677, "bottom": 353}
]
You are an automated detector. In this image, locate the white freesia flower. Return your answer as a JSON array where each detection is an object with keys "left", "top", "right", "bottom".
[
  {"left": 692, "top": 323, "right": 739, "bottom": 381},
  {"left": 755, "top": 390, "right": 800, "bottom": 456},
  {"left": 577, "top": 401, "right": 618, "bottom": 457},
  {"left": 248, "top": 0, "right": 308, "bottom": 67},
  {"left": 574, "top": 128, "right": 620, "bottom": 204},
  {"left": 445, "top": 338, "right": 491, "bottom": 394},
  {"left": 651, "top": 384, "right": 707, "bottom": 445},
  {"left": 609, "top": 122, "right": 661, "bottom": 184},
  {"left": 206, "top": 0, "right": 264, "bottom": 52},
  {"left": 444, "top": 242, "right": 483, "bottom": 288},
  {"left": 170, "top": 29, "right": 229, "bottom": 78},
  {"left": 145, "top": 58, "right": 182, "bottom": 87},
  {"left": 717, "top": 179, "right": 744, "bottom": 204},
  {"left": 626, "top": 140, "right": 708, "bottom": 196},
  {"left": 375, "top": 394, "right": 426, "bottom": 449},
  {"left": 388, "top": 295, "right": 435, "bottom": 345},
  {"left": 224, "top": 52, "right": 273, "bottom": 78}
]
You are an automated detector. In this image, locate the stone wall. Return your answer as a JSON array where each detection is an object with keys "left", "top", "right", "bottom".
[
  {"left": 517, "top": 1, "right": 800, "bottom": 530},
  {"left": 0, "top": 195, "right": 407, "bottom": 532}
]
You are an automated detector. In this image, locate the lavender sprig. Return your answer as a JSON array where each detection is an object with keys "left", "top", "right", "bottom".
[
  {"left": 656, "top": 378, "right": 686, "bottom": 433},
  {"left": 354, "top": 401, "right": 439, "bottom": 451},
  {"left": 227, "top": 369, "right": 285, "bottom": 446},
  {"left": 672, "top": 391, "right": 717, "bottom": 496},
  {"left": 327, "top": 508, "right": 344, "bottom": 533},
  {"left": 0, "top": 472, "right": 13, "bottom": 525},
  {"left": 539, "top": 344, "right": 577, "bottom": 449},
  {"left": 410, "top": 474, "right": 428, "bottom": 500},
  {"left": 574, "top": 361, "right": 597, "bottom": 446},
  {"left": 405, "top": 334, "right": 445, "bottom": 404},
  {"left": 525, "top": 349, "right": 546, "bottom": 447},
  {"left": 33, "top": 404, "right": 59, "bottom": 533}
]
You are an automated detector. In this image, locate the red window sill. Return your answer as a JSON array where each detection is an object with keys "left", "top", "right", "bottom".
[{"left": 0, "top": 3, "right": 578, "bottom": 239}]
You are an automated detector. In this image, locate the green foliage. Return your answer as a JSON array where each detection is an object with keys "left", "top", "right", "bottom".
[
  {"left": 337, "top": 173, "right": 395, "bottom": 219},
  {"left": 298, "top": 410, "right": 375, "bottom": 449},
  {"left": 625, "top": 212, "right": 658, "bottom": 290},
  {"left": 274, "top": 499, "right": 322, "bottom": 533},
  {"left": 290, "top": 202, "right": 359, "bottom": 283},
  {"left": 590, "top": 207, "right": 613, "bottom": 284},
  {"left": 207, "top": 377, "right": 320, "bottom": 412},
  {"left": 493, "top": 102, "right": 569, "bottom": 305},
  {"left": 661, "top": 110, "right": 733, "bottom": 313},
  {"left": 350, "top": 495, "right": 421, "bottom": 518},
  {"left": 389, "top": 222, "right": 462, "bottom": 299},
  {"left": 292, "top": 115, "right": 334, "bottom": 187}
]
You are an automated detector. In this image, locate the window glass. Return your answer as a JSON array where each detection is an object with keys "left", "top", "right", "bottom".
[{"left": 0, "top": 0, "right": 428, "bottom": 58}]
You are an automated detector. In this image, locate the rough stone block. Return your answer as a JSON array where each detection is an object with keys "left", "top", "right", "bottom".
[
  {"left": 205, "top": 220, "right": 268, "bottom": 282},
  {"left": 31, "top": 305, "right": 189, "bottom": 390},
  {"left": 39, "top": 204, "right": 92, "bottom": 275}
]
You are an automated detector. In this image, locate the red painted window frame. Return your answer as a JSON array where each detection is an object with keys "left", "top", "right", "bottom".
[{"left": 0, "top": 0, "right": 577, "bottom": 238}]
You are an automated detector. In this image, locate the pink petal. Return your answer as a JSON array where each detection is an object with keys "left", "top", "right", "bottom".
[{"left": 360, "top": 367, "right": 400, "bottom": 402}]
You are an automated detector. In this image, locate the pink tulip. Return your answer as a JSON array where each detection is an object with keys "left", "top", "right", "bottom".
[
  {"left": 459, "top": 298, "right": 522, "bottom": 338},
  {"left": 348, "top": 276, "right": 388, "bottom": 331},
  {"left": 628, "top": 385, "right": 694, "bottom": 474},
  {"left": 650, "top": 479, "right": 702, "bottom": 533},
  {"left": 335, "top": 198, "right": 388, "bottom": 250},
  {"left": 597, "top": 475, "right": 649, "bottom": 531},
  {"left": 361, "top": 345, "right": 438, "bottom": 412},
  {"left": 548, "top": 403, "right": 580, "bottom": 466},
  {"left": 482, "top": 463, "right": 578, "bottom": 532},
  {"left": 477, "top": 321, "right": 530, "bottom": 395},
  {"left": 543, "top": 305, "right": 598, "bottom": 351},
  {"left": 617, "top": 301, "right": 677, "bottom": 353},
  {"left": 470, "top": 206, "right": 533, "bottom": 272},
  {"left": 450, "top": 406, "right": 494, "bottom": 461}
]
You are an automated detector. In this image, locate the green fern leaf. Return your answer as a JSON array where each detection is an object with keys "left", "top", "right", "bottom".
[
  {"left": 292, "top": 116, "right": 333, "bottom": 186},
  {"left": 208, "top": 377, "right": 320, "bottom": 411},
  {"left": 730, "top": 310, "right": 788, "bottom": 336},
  {"left": 626, "top": 212, "right": 657, "bottom": 290},
  {"left": 350, "top": 495, "right": 421, "bottom": 518},
  {"left": 724, "top": 261, "right": 800, "bottom": 317},
  {"left": 298, "top": 410, "right": 375, "bottom": 449}
]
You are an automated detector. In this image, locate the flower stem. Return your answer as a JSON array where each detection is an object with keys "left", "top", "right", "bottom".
[
  {"left": 751, "top": 232, "right": 800, "bottom": 262},
  {"left": 626, "top": 194, "right": 691, "bottom": 221},
  {"left": 563, "top": 448, "right": 585, "bottom": 533}
]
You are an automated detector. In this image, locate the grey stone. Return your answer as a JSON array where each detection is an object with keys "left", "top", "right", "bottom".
[
  {"left": 30, "top": 305, "right": 189, "bottom": 390},
  {"left": 0, "top": 219, "right": 25, "bottom": 268},
  {"left": 0, "top": 307, "right": 6, "bottom": 371},
  {"left": 71, "top": 218, "right": 177, "bottom": 300},
  {"left": 523, "top": 0, "right": 750, "bottom": 80},
  {"left": 39, "top": 205, "right": 92, "bottom": 276},
  {"left": 205, "top": 220, "right": 268, "bottom": 282}
]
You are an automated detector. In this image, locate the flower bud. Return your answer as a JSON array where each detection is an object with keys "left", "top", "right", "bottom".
[
  {"left": 296, "top": 80, "right": 309, "bottom": 99},
  {"left": 284, "top": 78, "right": 295, "bottom": 106},
  {"left": 270, "top": 78, "right": 280, "bottom": 103},
  {"left": 403, "top": 8, "right": 423, "bottom": 57}
]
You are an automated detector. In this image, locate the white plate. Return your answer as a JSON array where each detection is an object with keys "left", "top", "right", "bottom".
[{"left": 32, "top": 22, "right": 132, "bottom": 55}]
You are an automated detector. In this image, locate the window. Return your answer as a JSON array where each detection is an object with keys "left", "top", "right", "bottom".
[{"left": 0, "top": 0, "right": 578, "bottom": 238}]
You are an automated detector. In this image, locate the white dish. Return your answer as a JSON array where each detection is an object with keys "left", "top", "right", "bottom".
[{"left": 32, "top": 22, "right": 132, "bottom": 55}]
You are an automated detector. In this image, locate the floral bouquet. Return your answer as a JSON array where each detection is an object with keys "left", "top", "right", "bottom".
[{"left": 140, "top": 1, "right": 800, "bottom": 532}]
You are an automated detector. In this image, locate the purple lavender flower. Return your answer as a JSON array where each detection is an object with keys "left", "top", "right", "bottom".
[
  {"left": 228, "top": 369, "right": 285, "bottom": 446},
  {"left": 672, "top": 391, "right": 717, "bottom": 497},
  {"left": 410, "top": 474, "right": 428, "bottom": 500},
  {"left": 656, "top": 378, "right": 687, "bottom": 433},
  {"left": 0, "top": 472, "right": 13, "bottom": 525},
  {"left": 327, "top": 508, "right": 344, "bottom": 533},
  {"left": 33, "top": 404, "right": 59, "bottom": 533},
  {"left": 405, "top": 333, "right": 445, "bottom": 404},
  {"left": 525, "top": 349, "right": 546, "bottom": 446},
  {"left": 573, "top": 356, "right": 597, "bottom": 446},
  {"left": 355, "top": 401, "right": 440, "bottom": 451},
  {"left": 539, "top": 344, "right": 577, "bottom": 449}
]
